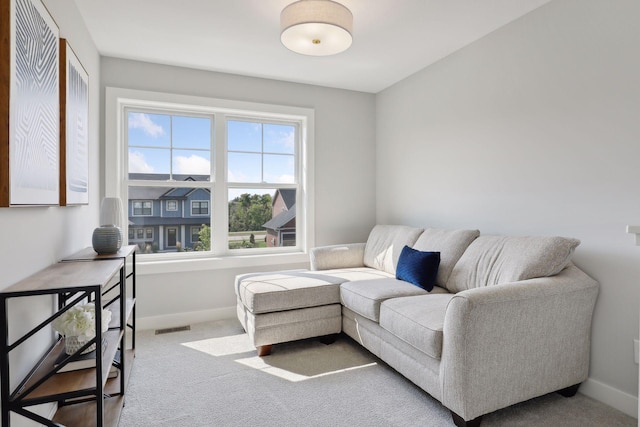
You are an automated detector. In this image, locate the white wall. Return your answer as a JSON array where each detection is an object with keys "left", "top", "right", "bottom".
[
  {"left": 376, "top": 0, "right": 640, "bottom": 417},
  {"left": 99, "top": 58, "right": 376, "bottom": 326},
  {"left": 0, "top": 1, "right": 101, "bottom": 425}
]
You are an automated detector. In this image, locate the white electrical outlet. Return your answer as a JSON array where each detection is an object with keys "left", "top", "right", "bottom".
[{"left": 634, "top": 339, "right": 639, "bottom": 364}]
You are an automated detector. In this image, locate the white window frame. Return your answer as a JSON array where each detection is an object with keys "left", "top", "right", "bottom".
[
  {"left": 129, "top": 227, "right": 154, "bottom": 241},
  {"left": 191, "top": 226, "right": 201, "bottom": 244},
  {"left": 105, "top": 87, "right": 315, "bottom": 274},
  {"left": 166, "top": 200, "right": 178, "bottom": 211},
  {"left": 190, "top": 200, "right": 209, "bottom": 216},
  {"left": 132, "top": 200, "right": 153, "bottom": 216}
]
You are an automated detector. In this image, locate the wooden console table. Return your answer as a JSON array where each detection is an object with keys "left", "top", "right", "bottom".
[{"left": 0, "top": 246, "right": 137, "bottom": 426}]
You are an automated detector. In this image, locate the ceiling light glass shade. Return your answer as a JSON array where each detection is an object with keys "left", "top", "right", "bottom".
[{"left": 281, "top": 0, "right": 353, "bottom": 56}]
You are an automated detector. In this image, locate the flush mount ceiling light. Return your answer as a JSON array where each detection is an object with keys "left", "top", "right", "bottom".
[{"left": 280, "top": 0, "right": 353, "bottom": 56}]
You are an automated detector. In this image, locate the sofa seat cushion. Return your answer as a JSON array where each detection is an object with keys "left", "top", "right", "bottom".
[
  {"left": 363, "top": 225, "right": 424, "bottom": 275},
  {"left": 379, "top": 294, "right": 454, "bottom": 359},
  {"left": 236, "top": 270, "right": 344, "bottom": 314},
  {"left": 340, "top": 278, "right": 449, "bottom": 322}
]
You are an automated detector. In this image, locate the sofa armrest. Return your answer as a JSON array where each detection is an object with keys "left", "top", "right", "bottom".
[
  {"left": 310, "top": 243, "right": 366, "bottom": 270},
  {"left": 440, "top": 263, "right": 599, "bottom": 421}
]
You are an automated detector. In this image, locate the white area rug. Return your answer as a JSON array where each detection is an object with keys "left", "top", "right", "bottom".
[{"left": 119, "top": 319, "right": 635, "bottom": 427}]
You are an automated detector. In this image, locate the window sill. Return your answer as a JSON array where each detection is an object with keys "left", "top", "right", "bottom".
[{"left": 136, "top": 251, "right": 310, "bottom": 276}]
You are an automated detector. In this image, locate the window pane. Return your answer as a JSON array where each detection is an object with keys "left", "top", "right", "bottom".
[
  {"left": 264, "top": 124, "right": 295, "bottom": 154},
  {"left": 228, "top": 153, "right": 261, "bottom": 183},
  {"left": 172, "top": 116, "right": 211, "bottom": 149},
  {"left": 128, "top": 112, "right": 170, "bottom": 148},
  {"left": 264, "top": 154, "right": 295, "bottom": 184},
  {"left": 129, "top": 113, "right": 212, "bottom": 181},
  {"left": 228, "top": 120, "right": 261, "bottom": 152},
  {"left": 191, "top": 226, "right": 201, "bottom": 243},
  {"left": 172, "top": 149, "right": 211, "bottom": 179},
  {"left": 129, "top": 148, "right": 170, "bottom": 179},
  {"left": 128, "top": 186, "right": 211, "bottom": 253},
  {"left": 228, "top": 188, "right": 296, "bottom": 250}
]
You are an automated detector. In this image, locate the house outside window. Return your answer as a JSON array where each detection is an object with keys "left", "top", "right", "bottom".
[
  {"left": 106, "top": 87, "right": 314, "bottom": 264},
  {"left": 132, "top": 200, "right": 152, "bottom": 216},
  {"left": 191, "top": 226, "right": 201, "bottom": 243},
  {"left": 191, "top": 201, "right": 209, "bottom": 216}
]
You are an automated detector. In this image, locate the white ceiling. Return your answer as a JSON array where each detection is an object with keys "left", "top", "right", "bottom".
[{"left": 73, "top": 0, "right": 552, "bottom": 93}]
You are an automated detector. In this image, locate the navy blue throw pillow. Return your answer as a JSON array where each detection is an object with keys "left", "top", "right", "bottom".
[{"left": 396, "top": 246, "right": 440, "bottom": 291}]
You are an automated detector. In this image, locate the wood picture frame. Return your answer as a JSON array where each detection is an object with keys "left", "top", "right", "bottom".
[
  {"left": 59, "top": 39, "right": 89, "bottom": 206},
  {"left": 0, "top": 0, "right": 60, "bottom": 207}
]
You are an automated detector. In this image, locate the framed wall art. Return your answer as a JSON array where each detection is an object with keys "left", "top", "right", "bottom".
[
  {"left": 0, "top": 0, "right": 59, "bottom": 207},
  {"left": 60, "top": 39, "right": 89, "bottom": 206}
]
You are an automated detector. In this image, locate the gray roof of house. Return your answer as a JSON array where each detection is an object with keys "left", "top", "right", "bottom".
[
  {"left": 128, "top": 186, "right": 209, "bottom": 200},
  {"left": 128, "top": 187, "right": 167, "bottom": 199},
  {"left": 263, "top": 204, "right": 296, "bottom": 230},
  {"left": 129, "top": 173, "right": 209, "bottom": 181},
  {"left": 276, "top": 189, "right": 296, "bottom": 209}
]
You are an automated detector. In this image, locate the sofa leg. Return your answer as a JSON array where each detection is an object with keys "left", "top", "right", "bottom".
[
  {"left": 557, "top": 383, "right": 581, "bottom": 397},
  {"left": 319, "top": 334, "right": 338, "bottom": 345},
  {"left": 257, "top": 345, "right": 272, "bottom": 357},
  {"left": 451, "top": 411, "right": 482, "bottom": 427}
]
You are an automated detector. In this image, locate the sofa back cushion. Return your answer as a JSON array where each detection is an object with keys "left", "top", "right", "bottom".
[
  {"left": 412, "top": 228, "right": 480, "bottom": 287},
  {"left": 445, "top": 235, "right": 580, "bottom": 293},
  {"left": 364, "top": 225, "right": 424, "bottom": 275}
]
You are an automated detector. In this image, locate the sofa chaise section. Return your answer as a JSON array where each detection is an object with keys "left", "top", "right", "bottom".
[{"left": 235, "top": 225, "right": 423, "bottom": 355}]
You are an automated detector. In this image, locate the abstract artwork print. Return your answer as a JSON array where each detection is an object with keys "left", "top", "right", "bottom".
[
  {"left": 9, "top": 0, "right": 59, "bottom": 205},
  {"left": 61, "top": 40, "right": 89, "bottom": 205}
]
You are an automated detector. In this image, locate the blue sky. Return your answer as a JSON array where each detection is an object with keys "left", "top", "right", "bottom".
[{"left": 128, "top": 112, "right": 295, "bottom": 200}]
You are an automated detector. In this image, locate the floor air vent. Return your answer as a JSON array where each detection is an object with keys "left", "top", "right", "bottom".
[{"left": 155, "top": 325, "right": 191, "bottom": 335}]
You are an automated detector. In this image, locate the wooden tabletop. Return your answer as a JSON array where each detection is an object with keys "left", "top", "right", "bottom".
[
  {"left": 0, "top": 259, "right": 123, "bottom": 297},
  {"left": 62, "top": 245, "right": 137, "bottom": 262}
]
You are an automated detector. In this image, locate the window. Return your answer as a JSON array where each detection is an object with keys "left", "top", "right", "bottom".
[
  {"left": 129, "top": 227, "right": 154, "bottom": 241},
  {"left": 191, "top": 201, "right": 209, "bottom": 216},
  {"left": 106, "top": 87, "right": 314, "bottom": 265},
  {"left": 133, "top": 200, "right": 152, "bottom": 216},
  {"left": 191, "top": 226, "right": 201, "bottom": 243}
]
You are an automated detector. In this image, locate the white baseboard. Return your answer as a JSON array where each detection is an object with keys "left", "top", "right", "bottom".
[
  {"left": 137, "top": 306, "right": 236, "bottom": 331},
  {"left": 580, "top": 377, "right": 638, "bottom": 419}
]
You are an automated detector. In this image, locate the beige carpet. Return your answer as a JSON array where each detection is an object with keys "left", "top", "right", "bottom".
[{"left": 118, "top": 319, "right": 636, "bottom": 427}]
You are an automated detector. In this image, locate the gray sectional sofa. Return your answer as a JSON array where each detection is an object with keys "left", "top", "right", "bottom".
[{"left": 235, "top": 225, "right": 599, "bottom": 426}]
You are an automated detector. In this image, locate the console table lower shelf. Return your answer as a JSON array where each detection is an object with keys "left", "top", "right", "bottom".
[{"left": 52, "top": 349, "right": 134, "bottom": 426}]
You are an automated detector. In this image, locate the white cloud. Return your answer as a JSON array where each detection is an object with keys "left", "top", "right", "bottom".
[
  {"left": 129, "top": 151, "right": 154, "bottom": 173},
  {"left": 129, "top": 113, "right": 165, "bottom": 137},
  {"left": 174, "top": 154, "right": 210, "bottom": 175},
  {"left": 227, "top": 170, "right": 247, "bottom": 182},
  {"left": 280, "top": 130, "right": 295, "bottom": 150},
  {"left": 265, "top": 174, "right": 295, "bottom": 184},
  {"left": 267, "top": 129, "right": 295, "bottom": 151}
]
